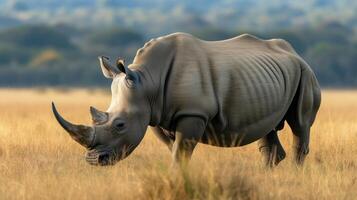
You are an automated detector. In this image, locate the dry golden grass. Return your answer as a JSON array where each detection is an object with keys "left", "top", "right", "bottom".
[{"left": 0, "top": 88, "right": 356, "bottom": 200}]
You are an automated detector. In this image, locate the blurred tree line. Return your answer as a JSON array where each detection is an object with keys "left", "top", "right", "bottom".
[{"left": 0, "top": 22, "right": 356, "bottom": 87}]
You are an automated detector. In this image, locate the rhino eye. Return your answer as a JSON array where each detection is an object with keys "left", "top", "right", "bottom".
[
  {"left": 125, "top": 76, "right": 136, "bottom": 88},
  {"left": 116, "top": 122, "right": 125, "bottom": 128},
  {"left": 114, "top": 121, "right": 126, "bottom": 132}
]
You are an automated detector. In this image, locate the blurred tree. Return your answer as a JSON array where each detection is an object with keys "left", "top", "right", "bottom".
[
  {"left": 0, "top": 22, "right": 356, "bottom": 87},
  {"left": 192, "top": 28, "right": 236, "bottom": 41},
  {"left": 30, "top": 49, "right": 62, "bottom": 67},
  {"left": 86, "top": 28, "right": 144, "bottom": 47},
  {"left": 0, "top": 44, "right": 33, "bottom": 65},
  {"left": 0, "top": 25, "right": 74, "bottom": 49},
  {"left": 305, "top": 42, "right": 357, "bottom": 86}
]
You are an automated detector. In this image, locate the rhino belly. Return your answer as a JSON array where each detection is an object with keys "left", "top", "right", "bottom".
[{"left": 200, "top": 107, "right": 285, "bottom": 147}]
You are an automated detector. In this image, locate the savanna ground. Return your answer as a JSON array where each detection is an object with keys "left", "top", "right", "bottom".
[{"left": 0, "top": 88, "right": 356, "bottom": 200}]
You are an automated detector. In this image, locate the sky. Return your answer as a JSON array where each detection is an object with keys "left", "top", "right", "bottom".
[{"left": 0, "top": 0, "right": 356, "bottom": 34}]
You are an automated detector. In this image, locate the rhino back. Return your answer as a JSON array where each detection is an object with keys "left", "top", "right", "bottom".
[{"left": 158, "top": 33, "right": 302, "bottom": 146}]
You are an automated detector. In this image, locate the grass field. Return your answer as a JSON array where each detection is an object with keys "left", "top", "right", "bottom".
[{"left": 0, "top": 88, "right": 356, "bottom": 200}]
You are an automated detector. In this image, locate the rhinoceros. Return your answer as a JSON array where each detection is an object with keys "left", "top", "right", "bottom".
[{"left": 52, "top": 33, "right": 321, "bottom": 167}]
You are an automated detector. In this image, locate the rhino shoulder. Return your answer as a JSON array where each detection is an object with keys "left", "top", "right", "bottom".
[
  {"left": 136, "top": 32, "right": 196, "bottom": 55},
  {"left": 165, "top": 32, "right": 201, "bottom": 47},
  {"left": 224, "top": 33, "right": 264, "bottom": 44},
  {"left": 236, "top": 33, "right": 262, "bottom": 41},
  {"left": 151, "top": 32, "right": 197, "bottom": 44},
  {"left": 165, "top": 32, "right": 195, "bottom": 39}
]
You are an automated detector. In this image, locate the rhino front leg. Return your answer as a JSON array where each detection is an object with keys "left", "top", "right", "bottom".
[
  {"left": 150, "top": 126, "right": 174, "bottom": 151},
  {"left": 171, "top": 117, "right": 206, "bottom": 167},
  {"left": 258, "top": 130, "right": 286, "bottom": 167}
]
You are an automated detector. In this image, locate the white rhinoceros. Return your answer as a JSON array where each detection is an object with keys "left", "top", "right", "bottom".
[{"left": 52, "top": 33, "right": 321, "bottom": 167}]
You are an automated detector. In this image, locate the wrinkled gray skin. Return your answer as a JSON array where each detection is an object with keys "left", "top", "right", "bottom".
[{"left": 52, "top": 33, "right": 321, "bottom": 167}]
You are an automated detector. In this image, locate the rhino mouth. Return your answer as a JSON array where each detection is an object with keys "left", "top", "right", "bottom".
[
  {"left": 85, "top": 145, "right": 135, "bottom": 166},
  {"left": 85, "top": 150, "right": 116, "bottom": 166}
]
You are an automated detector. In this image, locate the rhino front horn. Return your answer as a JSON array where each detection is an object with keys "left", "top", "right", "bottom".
[{"left": 52, "top": 102, "right": 95, "bottom": 148}]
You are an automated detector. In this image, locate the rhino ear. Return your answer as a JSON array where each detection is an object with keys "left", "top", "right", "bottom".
[
  {"left": 116, "top": 58, "right": 126, "bottom": 73},
  {"left": 98, "top": 56, "right": 120, "bottom": 79},
  {"left": 116, "top": 58, "right": 139, "bottom": 83}
]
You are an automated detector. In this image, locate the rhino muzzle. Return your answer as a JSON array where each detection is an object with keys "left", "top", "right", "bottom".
[
  {"left": 85, "top": 149, "right": 115, "bottom": 166},
  {"left": 52, "top": 102, "right": 95, "bottom": 148}
]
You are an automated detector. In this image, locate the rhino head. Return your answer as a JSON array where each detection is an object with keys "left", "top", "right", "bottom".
[{"left": 52, "top": 56, "right": 151, "bottom": 166}]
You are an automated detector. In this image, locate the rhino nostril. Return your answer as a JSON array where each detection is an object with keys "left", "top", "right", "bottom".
[{"left": 98, "top": 153, "right": 110, "bottom": 165}]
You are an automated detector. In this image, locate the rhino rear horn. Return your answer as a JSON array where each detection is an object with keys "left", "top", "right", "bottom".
[
  {"left": 90, "top": 106, "right": 108, "bottom": 124},
  {"left": 52, "top": 102, "right": 95, "bottom": 148}
]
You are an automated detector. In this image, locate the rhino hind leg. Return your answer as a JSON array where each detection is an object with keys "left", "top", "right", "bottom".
[
  {"left": 285, "top": 69, "right": 321, "bottom": 165},
  {"left": 258, "top": 130, "right": 286, "bottom": 167},
  {"left": 286, "top": 119, "right": 311, "bottom": 165}
]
